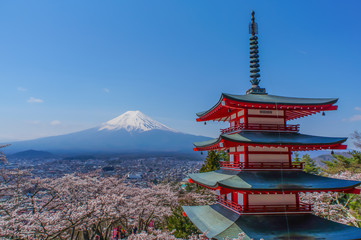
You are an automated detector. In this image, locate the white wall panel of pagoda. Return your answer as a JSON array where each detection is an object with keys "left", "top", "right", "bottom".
[
  {"left": 227, "top": 145, "right": 291, "bottom": 165},
  {"left": 248, "top": 193, "right": 296, "bottom": 205},
  {"left": 248, "top": 154, "right": 289, "bottom": 163}
]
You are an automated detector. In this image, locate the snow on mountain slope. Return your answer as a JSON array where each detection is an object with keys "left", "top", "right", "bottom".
[
  {"left": 98, "top": 111, "right": 176, "bottom": 132},
  {"left": 4, "top": 110, "right": 210, "bottom": 154}
]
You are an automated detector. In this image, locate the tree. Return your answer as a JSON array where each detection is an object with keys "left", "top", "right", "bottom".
[
  {"left": 301, "top": 154, "right": 320, "bottom": 174},
  {"left": 165, "top": 206, "right": 199, "bottom": 238},
  {"left": 293, "top": 153, "right": 319, "bottom": 174},
  {"left": 293, "top": 152, "right": 301, "bottom": 162},
  {"left": 300, "top": 171, "right": 361, "bottom": 227},
  {"left": 128, "top": 230, "right": 257, "bottom": 240},
  {"left": 0, "top": 170, "right": 178, "bottom": 239},
  {"left": 352, "top": 131, "right": 361, "bottom": 149},
  {"left": 0, "top": 144, "right": 10, "bottom": 164},
  {"left": 200, "top": 150, "right": 228, "bottom": 173},
  {"left": 323, "top": 151, "right": 361, "bottom": 174},
  {"left": 166, "top": 182, "right": 215, "bottom": 238}
]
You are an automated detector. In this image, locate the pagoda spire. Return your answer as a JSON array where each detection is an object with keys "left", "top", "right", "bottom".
[{"left": 247, "top": 11, "right": 267, "bottom": 95}]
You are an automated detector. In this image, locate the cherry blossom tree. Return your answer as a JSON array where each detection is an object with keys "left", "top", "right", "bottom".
[
  {"left": 0, "top": 144, "right": 10, "bottom": 164},
  {"left": 300, "top": 172, "right": 361, "bottom": 227},
  {"left": 2, "top": 159, "right": 360, "bottom": 239},
  {"left": 0, "top": 170, "right": 178, "bottom": 239}
]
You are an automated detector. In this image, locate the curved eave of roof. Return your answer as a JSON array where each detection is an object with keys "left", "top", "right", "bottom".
[
  {"left": 224, "top": 93, "right": 338, "bottom": 106},
  {"left": 193, "top": 137, "right": 221, "bottom": 148},
  {"left": 183, "top": 204, "right": 361, "bottom": 240},
  {"left": 188, "top": 170, "right": 361, "bottom": 191},
  {"left": 193, "top": 132, "right": 347, "bottom": 148},
  {"left": 196, "top": 93, "right": 338, "bottom": 118},
  {"left": 222, "top": 132, "right": 347, "bottom": 146},
  {"left": 196, "top": 95, "right": 224, "bottom": 117}
]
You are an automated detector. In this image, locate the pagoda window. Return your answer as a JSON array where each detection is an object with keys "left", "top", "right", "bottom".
[
  {"left": 248, "top": 193, "right": 296, "bottom": 206},
  {"left": 229, "top": 154, "right": 234, "bottom": 163},
  {"left": 237, "top": 193, "right": 244, "bottom": 205},
  {"left": 239, "top": 118, "right": 244, "bottom": 124},
  {"left": 226, "top": 193, "right": 232, "bottom": 201},
  {"left": 239, "top": 154, "right": 245, "bottom": 163},
  {"left": 237, "top": 146, "right": 244, "bottom": 152},
  {"left": 237, "top": 110, "right": 244, "bottom": 117}
]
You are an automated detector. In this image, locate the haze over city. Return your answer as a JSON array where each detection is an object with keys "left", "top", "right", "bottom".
[{"left": 1, "top": 0, "right": 361, "bottom": 145}]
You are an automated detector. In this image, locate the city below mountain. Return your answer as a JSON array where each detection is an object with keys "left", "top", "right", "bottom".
[{"left": 5, "top": 111, "right": 210, "bottom": 155}]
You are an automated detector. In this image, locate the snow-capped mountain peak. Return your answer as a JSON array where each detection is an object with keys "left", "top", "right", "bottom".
[{"left": 98, "top": 110, "right": 175, "bottom": 132}]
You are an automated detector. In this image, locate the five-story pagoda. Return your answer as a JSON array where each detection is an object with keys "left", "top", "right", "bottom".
[{"left": 183, "top": 12, "right": 361, "bottom": 240}]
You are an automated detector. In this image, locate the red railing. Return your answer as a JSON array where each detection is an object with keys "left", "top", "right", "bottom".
[
  {"left": 220, "top": 123, "right": 300, "bottom": 134},
  {"left": 217, "top": 196, "right": 243, "bottom": 213},
  {"left": 217, "top": 196, "right": 312, "bottom": 214},
  {"left": 219, "top": 162, "right": 242, "bottom": 168},
  {"left": 219, "top": 161, "right": 304, "bottom": 170},
  {"left": 246, "top": 203, "right": 312, "bottom": 213}
]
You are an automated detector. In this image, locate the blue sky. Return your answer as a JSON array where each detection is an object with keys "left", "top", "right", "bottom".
[{"left": 1, "top": 0, "right": 361, "bottom": 147}]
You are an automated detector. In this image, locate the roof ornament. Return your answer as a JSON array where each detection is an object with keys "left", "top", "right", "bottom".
[{"left": 247, "top": 11, "right": 267, "bottom": 95}]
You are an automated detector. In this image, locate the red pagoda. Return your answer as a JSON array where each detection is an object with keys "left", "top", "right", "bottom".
[{"left": 183, "top": 12, "right": 361, "bottom": 240}]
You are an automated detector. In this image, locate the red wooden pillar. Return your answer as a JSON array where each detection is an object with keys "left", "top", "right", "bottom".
[
  {"left": 244, "top": 109, "right": 248, "bottom": 129},
  {"left": 244, "top": 145, "right": 249, "bottom": 168},
  {"left": 283, "top": 110, "right": 287, "bottom": 127},
  {"left": 288, "top": 149, "right": 292, "bottom": 166},
  {"left": 234, "top": 152, "right": 239, "bottom": 165},
  {"left": 296, "top": 192, "right": 300, "bottom": 210},
  {"left": 232, "top": 191, "right": 238, "bottom": 204},
  {"left": 243, "top": 193, "right": 248, "bottom": 211}
]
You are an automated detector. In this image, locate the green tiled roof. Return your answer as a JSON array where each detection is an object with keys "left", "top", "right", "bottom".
[
  {"left": 196, "top": 93, "right": 338, "bottom": 117},
  {"left": 224, "top": 93, "right": 338, "bottom": 105},
  {"left": 193, "top": 131, "right": 347, "bottom": 148},
  {"left": 183, "top": 204, "right": 361, "bottom": 240},
  {"left": 189, "top": 169, "right": 361, "bottom": 191},
  {"left": 193, "top": 138, "right": 219, "bottom": 148}
]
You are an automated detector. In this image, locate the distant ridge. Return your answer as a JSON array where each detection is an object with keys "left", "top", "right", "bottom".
[
  {"left": 5, "top": 111, "right": 210, "bottom": 154},
  {"left": 8, "top": 150, "right": 56, "bottom": 159},
  {"left": 312, "top": 151, "right": 351, "bottom": 167}
]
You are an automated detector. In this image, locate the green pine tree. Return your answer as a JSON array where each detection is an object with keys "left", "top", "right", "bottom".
[
  {"left": 323, "top": 150, "right": 361, "bottom": 174},
  {"left": 165, "top": 206, "right": 200, "bottom": 238},
  {"left": 301, "top": 154, "right": 320, "bottom": 174},
  {"left": 200, "top": 150, "right": 228, "bottom": 173},
  {"left": 293, "top": 152, "right": 301, "bottom": 162}
]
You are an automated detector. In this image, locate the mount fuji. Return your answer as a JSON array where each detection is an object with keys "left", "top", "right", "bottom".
[
  {"left": 5, "top": 111, "right": 210, "bottom": 154},
  {"left": 99, "top": 111, "right": 175, "bottom": 132}
]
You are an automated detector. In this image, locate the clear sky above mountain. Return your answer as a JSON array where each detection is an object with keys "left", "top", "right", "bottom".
[{"left": 0, "top": 1, "right": 361, "bottom": 146}]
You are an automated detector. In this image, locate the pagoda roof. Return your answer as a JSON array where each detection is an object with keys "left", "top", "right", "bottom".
[
  {"left": 188, "top": 169, "right": 360, "bottom": 191},
  {"left": 196, "top": 93, "right": 338, "bottom": 121},
  {"left": 224, "top": 93, "right": 337, "bottom": 106},
  {"left": 193, "top": 131, "right": 347, "bottom": 151},
  {"left": 182, "top": 204, "right": 361, "bottom": 240}
]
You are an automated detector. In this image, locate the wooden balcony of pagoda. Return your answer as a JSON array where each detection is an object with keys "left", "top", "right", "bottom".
[
  {"left": 219, "top": 161, "right": 304, "bottom": 170},
  {"left": 216, "top": 196, "right": 312, "bottom": 214},
  {"left": 220, "top": 123, "right": 300, "bottom": 134}
]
